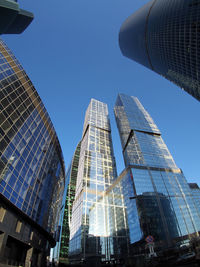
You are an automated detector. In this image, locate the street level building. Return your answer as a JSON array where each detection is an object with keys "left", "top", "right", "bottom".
[
  {"left": 0, "top": 39, "right": 65, "bottom": 267},
  {"left": 119, "top": 0, "right": 200, "bottom": 101},
  {"left": 114, "top": 94, "right": 200, "bottom": 259}
]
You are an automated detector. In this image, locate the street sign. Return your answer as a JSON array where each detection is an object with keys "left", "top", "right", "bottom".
[{"left": 145, "top": 235, "right": 154, "bottom": 243}]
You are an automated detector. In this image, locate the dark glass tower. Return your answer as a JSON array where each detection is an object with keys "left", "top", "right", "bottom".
[
  {"left": 59, "top": 141, "right": 81, "bottom": 264},
  {"left": 0, "top": 39, "right": 65, "bottom": 266},
  {"left": 0, "top": 0, "right": 34, "bottom": 34},
  {"left": 119, "top": 0, "right": 200, "bottom": 101},
  {"left": 114, "top": 94, "right": 200, "bottom": 256}
]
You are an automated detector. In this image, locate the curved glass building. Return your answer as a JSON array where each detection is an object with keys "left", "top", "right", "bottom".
[
  {"left": 0, "top": 39, "right": 65, "bottom": 266},
  {"left": 119, "top": 0, "right": 200, "bottom": 101}
]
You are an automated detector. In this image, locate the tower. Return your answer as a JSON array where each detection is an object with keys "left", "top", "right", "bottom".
[
  {"left": 69, "top": 99, "right": 127, "bottom": 264},
  {"left": 119, "top": 0, "right": 200, "bottom": 101},
  {"left": 0, "top": 39, "right": 65, "bottom": 266},
  {"left": 59, "top": 141, "right": 81, "bottom": 264},
  {"left": 114, "top": 93, "right": 200, "bottom": 254}
]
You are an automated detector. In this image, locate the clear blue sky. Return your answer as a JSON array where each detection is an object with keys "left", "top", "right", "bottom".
[{"left": 3, "top": 0, "right": 200, "bottom": 184}]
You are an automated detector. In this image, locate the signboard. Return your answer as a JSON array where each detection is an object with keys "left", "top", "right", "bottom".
[{"left": 145, "top": 235, "right": 154, "bottom": 243}]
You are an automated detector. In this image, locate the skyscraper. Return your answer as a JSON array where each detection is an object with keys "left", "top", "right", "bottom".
[
  {"left": 0, "top": 0, "right": 34, "bottom": 34},
  {"left": 69, "top": 99, "right": 128, "bottom": 265},
  {"left": 189, "top": 183, "right": 200, "bottom": 215},
  {"left": 119, "top": 0, "right": 200, "bottom": 101},
  {"left": 0, "top": 39, "right": 65, "bottom": 267},
  {"left": 114, "top": 94, "right": 200, "bottom": 257},
  {"left": 59, "top": 141, "right": 81, "bottom": 264}
]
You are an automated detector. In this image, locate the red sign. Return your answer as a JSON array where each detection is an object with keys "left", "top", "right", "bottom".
[{"left": 145, "top": 235, "right": 154, "bottom": 243}]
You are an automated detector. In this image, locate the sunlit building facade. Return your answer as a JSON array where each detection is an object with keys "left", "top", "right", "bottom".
[
  {"left": 69, "top": 99, "right": 128, "bottom": 264},
  {"left": 114, "top": 94, "right": 200, "bottom": 256},
  {"left": 119, "top": 0, "right": 200, "bottom": 101},
  {"left": 0, "top": 39, "right": 65, "bottom": 267},
  {"left": 59, "top": 141, "right": 81, "bottom": 264},
  {"left": 189, "top": 183, "right": 200, "bottom": 215}
]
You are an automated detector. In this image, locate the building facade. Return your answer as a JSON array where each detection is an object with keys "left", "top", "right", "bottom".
[
  {"left": 114, "top": 94, "right": 200, "bottom": 256},
  {"left": 0, "top": 0, "right": 34, "bottom": 34},
  {"left": 189, "top": 183, "right": 200, "bottom": 214},
  {"left": 119, "top": 0, "right": 200, "bottom": 101},
  {"left": 0, "top": 39, "right": 65, "bottom": 267},
  {"left": 59, "top": 141, "right": 81, "bottom": 264},
  {"left": 69, "top": 99, "right": 128, "bottom": 265}
]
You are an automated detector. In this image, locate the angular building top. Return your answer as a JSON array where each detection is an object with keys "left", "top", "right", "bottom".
[
  {"left": 82, "top": 98, "right": 111, "bottom": 137},
  {"left": 119, "top": 0, "right": 200, "bottom": 101},
  {"left": 0, "top": 0, "right": 34, "bottom": 34},
  {"left": 114, "top": 93, "right": 176, "bottom": 169},
  {"left": 115, "top": 93, "right": 160, "bottom": 135}
]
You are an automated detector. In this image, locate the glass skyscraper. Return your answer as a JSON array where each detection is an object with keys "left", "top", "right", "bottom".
[
  {"left": 59, "top": 141, "right": 81, "bottom": 264},
  {"left": 69, "top": 99, "right": 128, "bottom": 265},
  {"left": 0, "top": 39, "right": 65, "bottom": 266},
  {"left": 119, "top": 0, "right": 200, "bottom": 101},
  {"left": 189, "top": 183, "right": 200, "bottom": 215},
  {"left": 114, "top": 94, "right": 200, "bottom": 257}
]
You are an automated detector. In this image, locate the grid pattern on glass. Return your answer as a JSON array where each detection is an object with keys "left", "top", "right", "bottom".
[
  {"left": 114, "top": 93, "right": 200, "bottom": 251},
  {"left": 69, "top": 99, "right": 128, "bottom": 261},
  {"left": 189, "top": 184, "right": 200, "bottom": 212},
  {"left": 115, "top": 94, "right": 177, "bottom": 169},
  {"left": 147, "top": 0, "right": 200, "bottom": 101},
  {"left": 131, "top": 167, "right": 200, "bottom": 240},
  {"left": 0, "top": 39, "right": 65, "bottom": 235},
  {"left": 134, "top": 132, "right": 176, "bottom": 168},
  {"left": 188, "top": 183, "right": 200, "bottom": 228},
  {"left": 59, "top": 142, "right": 81, "bottom": 259},
  {"left": 120, "top": 171, "right": 142, "bottom": 244},
  {"left": 115, "top": 94, "right": 160, "bottom": 136}
]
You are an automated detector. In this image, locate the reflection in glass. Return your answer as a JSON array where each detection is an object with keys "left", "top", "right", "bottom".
[{"left": 114, "top": 94, "right": 200, "bottom": 257}]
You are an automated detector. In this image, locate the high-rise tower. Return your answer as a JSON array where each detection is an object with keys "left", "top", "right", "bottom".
[
  {"left": 119, "top": 0, "right": 200, "bottom": 101},
  {"left": 59, "top": 141, "right": 81, "bottom": 264},
  {"left": 69, "top": 99, "right": 128, "bottom": 265},
  {"left": 114, "top": 94, "right": 200, "bottom": 255},
  {"left": 189, "top": 183, "right": 200, "bottom": 215},
  {"left": 0, "top": 39, "right": 65, "bottom": 266}
]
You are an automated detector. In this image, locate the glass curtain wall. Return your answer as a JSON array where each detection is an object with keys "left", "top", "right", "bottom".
[
  {"left": 0, "top": 39, "right": 65, "bottom": 238},
  {"left": 69, "top": 99, "right": 128, "bottom": 264},
  {"left": 119, "top": 0, "right": 200, "bottom": 102},
  {"left": 114, "top": 94, "right": 200, "bottom": 253},
  {"left": 59, "top": 141, "right": 81, "bottom": 263},
  {"left": 189, "top": 183, "right": 200, "bottom": 215}
]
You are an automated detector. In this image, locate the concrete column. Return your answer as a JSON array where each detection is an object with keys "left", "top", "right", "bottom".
[
  {"left": 25, "top": 247, "right": 33, "bottom": 267},
  {"left": 37, "top": 251, "right": 43, "bottom": 267},
  {"left": 0, "top": 232, "right": 8, "bottom": 260}
]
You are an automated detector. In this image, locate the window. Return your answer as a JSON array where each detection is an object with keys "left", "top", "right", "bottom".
[
  {"left": 15, "top": 220, "right": 22, "bottom": 233},
  {"left": 0, "top": 207, "right": 6, "bottom": 222}
]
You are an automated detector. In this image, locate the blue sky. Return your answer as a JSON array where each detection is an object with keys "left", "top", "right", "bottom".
[{"left": 3, "top": 0, "right": 200, "bottom": 184}]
